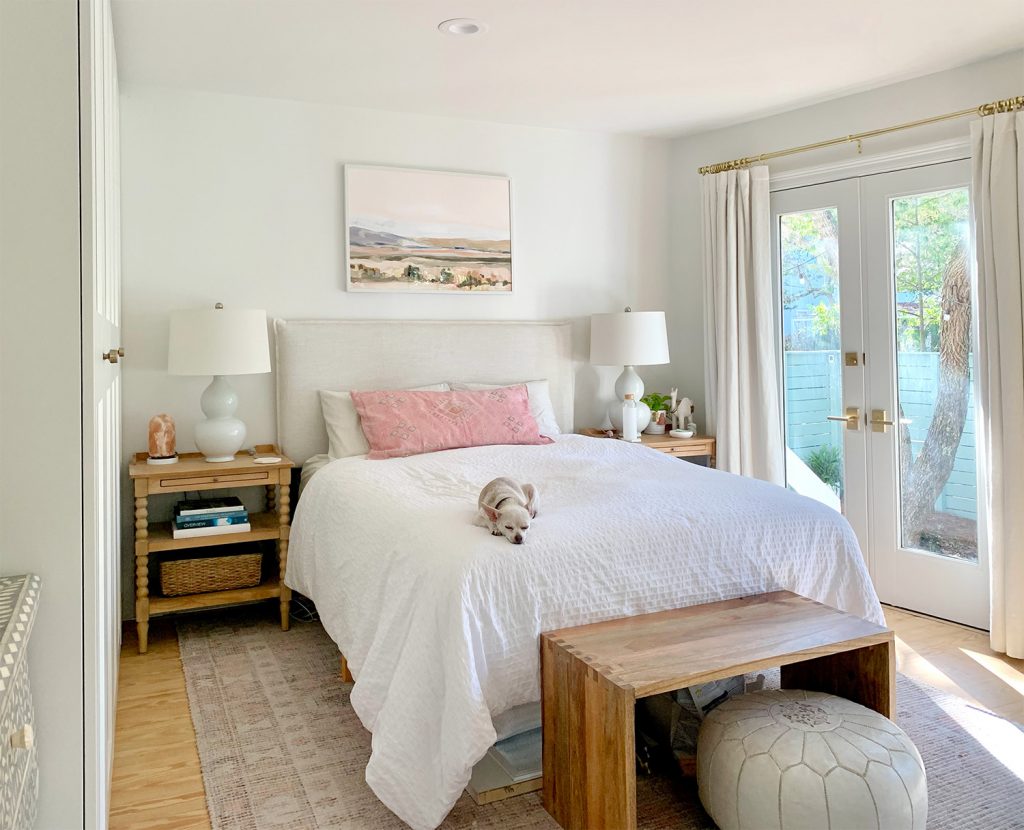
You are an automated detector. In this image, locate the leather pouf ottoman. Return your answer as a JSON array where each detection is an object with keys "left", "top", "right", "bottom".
[{"left": 697, "top": 689, "right": 926, "bottom": 830}]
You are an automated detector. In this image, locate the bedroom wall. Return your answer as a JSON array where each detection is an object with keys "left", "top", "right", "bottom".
[
  {"left": 0, "top": 2, "right": 86, "bottom": 825},
  {"left": 118, "top": 87, "right": 673, "bottom": 613},
  {"left": 667, "top": 49, "right": 1024, "bottom": 422}
]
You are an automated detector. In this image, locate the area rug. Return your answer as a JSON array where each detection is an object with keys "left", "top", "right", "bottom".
[{"left": 178, "top": 611, "right": 1024, "bottom": 830}]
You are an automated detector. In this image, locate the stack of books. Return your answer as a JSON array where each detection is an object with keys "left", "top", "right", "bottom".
[
  {"left": 466, "top": 728, "right": 542, "bottom": 805},
  {"left": 172, "top": 496, "right": 250, "bottom": 539}
]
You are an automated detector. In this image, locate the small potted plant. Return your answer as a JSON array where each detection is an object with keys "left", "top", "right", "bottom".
[{"left": 640, "top": 392, "right": 671, "bottom": 434}]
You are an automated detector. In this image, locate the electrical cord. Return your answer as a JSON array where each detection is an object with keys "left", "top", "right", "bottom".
[{"left": 289, "top": 593, "right": 320, "bottom": 623}]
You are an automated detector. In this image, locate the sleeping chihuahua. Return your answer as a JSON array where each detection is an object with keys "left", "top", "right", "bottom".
[{"left": 475, "top": 477, "right": 539, "bottom": 545}]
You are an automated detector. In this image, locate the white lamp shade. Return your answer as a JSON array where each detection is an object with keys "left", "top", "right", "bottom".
[
  {"left": 589, "top": 310, "right": 670, "bottom": 366},
  {"left": 168, "top": 307, "right": 271, "bottom": 376}
]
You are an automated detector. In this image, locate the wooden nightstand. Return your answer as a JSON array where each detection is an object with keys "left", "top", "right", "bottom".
[
  {"left": 127, "top": 444, "right": 294, "bottom": 654},
  {"left": 580, "top": 428, "right": 716, "bottom": 467},
  {"left": 638, "top": 432, "right": 716, "bottom": 466}
]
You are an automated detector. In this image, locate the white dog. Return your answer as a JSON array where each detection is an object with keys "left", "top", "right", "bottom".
[{"left": 475, "top": 477, "right": 539, "bottom": 545}]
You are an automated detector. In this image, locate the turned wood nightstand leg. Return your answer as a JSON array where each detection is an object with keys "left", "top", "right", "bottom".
[
  {"left": 134, "top": 493, "right": 150, "bottom": 653},
  {"left": 266, "top": 483, "right": 276, "bottom": 513},
  {"left": 278, "top": 474, "right": 291, "bottom": 631}
]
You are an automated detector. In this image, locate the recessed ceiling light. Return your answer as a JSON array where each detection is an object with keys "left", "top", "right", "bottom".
[{"left": 437, "top": 18, "right": 488, "bottom": 36}]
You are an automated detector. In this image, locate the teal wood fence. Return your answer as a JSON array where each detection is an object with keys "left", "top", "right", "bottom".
[{"left": 784, "top": 350, "right": 976, "bottom": 519}]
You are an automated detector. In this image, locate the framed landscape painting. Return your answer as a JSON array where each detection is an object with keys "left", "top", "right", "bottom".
[{"left": 344, "top": 165, "right": 513, "bottom": 293}]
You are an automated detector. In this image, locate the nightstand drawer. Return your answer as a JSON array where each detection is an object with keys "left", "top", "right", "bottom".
[
  {"left": 666, "top": 444, "right": 713, "bottom": 457},
  {"left": 153, "top": 469, "right": 273, "bottom": 492},
  {"left": 639, "top": 433, "right": 716, "bottom": 468}
]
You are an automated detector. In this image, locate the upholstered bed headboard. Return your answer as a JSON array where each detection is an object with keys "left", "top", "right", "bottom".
[{"left": 273, "top": 319, "right": 575, "bottom": 465}]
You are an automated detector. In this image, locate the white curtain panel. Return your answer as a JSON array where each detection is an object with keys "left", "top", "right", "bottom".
[
  {"left": 701, "top": 165, "right": 785, "bottom": 485},
  {"left": 972, "top": 111, "right": 1024, "bottom": 658}
]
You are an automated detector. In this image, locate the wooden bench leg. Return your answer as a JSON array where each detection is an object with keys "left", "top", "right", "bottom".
[
  {"left": 339, "top": 653, "right": 354, "bottom": 683},
  {"left": 542, "top": 637, "right": 636, "bottom": 830},
  {"left": 780, "top": 637, "right": 895, "bottom": 718}
]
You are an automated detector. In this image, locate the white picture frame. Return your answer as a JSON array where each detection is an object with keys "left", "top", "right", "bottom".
[{"left": 344, "top": 164, "right": 514, "bottom": 294}]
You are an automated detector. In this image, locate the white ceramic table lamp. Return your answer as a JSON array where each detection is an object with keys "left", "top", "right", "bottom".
[
  {"left": 168, "top": 304, "right": 271, "bottom": 462},
  {"left": 590, "top": 308, "right": 670, "bottom": 430}
]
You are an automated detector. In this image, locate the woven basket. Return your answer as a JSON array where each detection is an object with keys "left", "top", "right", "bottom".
[{"left": 161, "top": 552, "right": 262, "bottom": 596}]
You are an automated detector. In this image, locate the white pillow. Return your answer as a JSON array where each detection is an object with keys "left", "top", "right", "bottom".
[
  {"left": 319, "top": 383, "right": 449, "bottom": 459},
  {"left": 448, "top": 379, "right": 561, "bottom": 437}
]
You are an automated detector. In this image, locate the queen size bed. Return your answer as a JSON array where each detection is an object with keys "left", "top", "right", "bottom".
[{"left": 275, "top": 319, "right": 884, "bottom": 830}]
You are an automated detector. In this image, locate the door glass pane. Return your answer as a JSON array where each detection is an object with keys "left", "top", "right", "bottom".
[
  {"left": 780, "top": 208, "right": 844, "bottom": 512},
  {"left": 891, "top": 188, "right": 977, "bottom": 561}
]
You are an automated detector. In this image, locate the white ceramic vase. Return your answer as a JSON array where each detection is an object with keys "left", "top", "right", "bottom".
[{"left": 194, "top": 375, "right": 247, "bottom": 462}]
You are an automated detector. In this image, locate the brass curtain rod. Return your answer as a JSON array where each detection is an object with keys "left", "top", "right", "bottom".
[{"left": 697, "top": 95, "right": 1024, "bottom": 175}]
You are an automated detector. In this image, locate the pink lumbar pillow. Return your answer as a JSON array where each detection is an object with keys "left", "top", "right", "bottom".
[{"left": 350, "top": 386, "right": 553, "bottom": 460}]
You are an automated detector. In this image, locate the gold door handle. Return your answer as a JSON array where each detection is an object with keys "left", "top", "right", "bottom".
[
  {"left": 102, "top": 347, "right": 124, "bottom": 364},
  {"left": 871, "top": 409, "right": 895, "bottom": 433},
  {"left": 826, "top": 407, "right": 861, "bottom": 431}
]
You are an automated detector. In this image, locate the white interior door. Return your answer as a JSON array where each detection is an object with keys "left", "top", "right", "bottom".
[
  {"left": 863, "top": 161, "right": 989, "bottom": 628},
  {"left": 771, "top": 180, "right": 870, "bottom": 561},
  {"left": 772, "top": 159, "right": 989, "bottom": 629},
  {"left": 82, "top": 0, "right": 122, "bottom": 826}
]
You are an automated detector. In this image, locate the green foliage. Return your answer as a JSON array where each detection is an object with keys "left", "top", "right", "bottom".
[
  {"left": 892, "top": 189, "right": 969, "bottom": 352},
  {"left": 810, "top": 302, "right": 840, "bottom": 348},
  {"left": 780, "top": 193, "right": 968, "bottom": 354},
  {"left": 807, "top": 443, "right": 843, "bottom": 495},
  {"left": 780, "top": 208, "right": 840, "bottom": 351},
  {"left": 459, "top": 271, "right": 484, "bottom": 289},
  {"left": 641, "top": 392, "right": 671, "bottom": 412}
]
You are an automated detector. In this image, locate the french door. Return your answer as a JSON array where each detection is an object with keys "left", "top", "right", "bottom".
[
  {"left": 82, "top": 1, "right": 122, "bottom": 825},
  {"left": 772, "top": 159, "right": 989, "bottom": 628}
]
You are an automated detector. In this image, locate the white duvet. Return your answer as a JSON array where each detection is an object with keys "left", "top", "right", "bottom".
[{"left": 286, "top": 435, "right": 883, "bottom": 830}]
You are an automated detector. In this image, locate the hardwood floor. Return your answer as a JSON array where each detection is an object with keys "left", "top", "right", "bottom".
[
  {"left": 885, "top": 605, "right": 1024, "bottom": 722},
  {"left": 108, "top": 605, "right": 1024, "bottom": 829},
  {"left": 109, "top": 619, "right": 211, "bottom": 830}
]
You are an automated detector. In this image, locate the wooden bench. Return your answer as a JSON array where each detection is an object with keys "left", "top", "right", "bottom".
[{"left": 540, "top": 591, "right": 894, "bottom": 830}]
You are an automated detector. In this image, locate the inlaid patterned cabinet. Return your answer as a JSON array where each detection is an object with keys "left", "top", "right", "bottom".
[{"left": 0, "top": 574, "right": 41, "bottom": 830}]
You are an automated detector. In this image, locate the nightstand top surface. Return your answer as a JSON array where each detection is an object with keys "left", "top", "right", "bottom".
[
  {"left": 129, "top": 445, "right": 293, "bottom": 479},
  {"left": 638, "top": 432, "right": 714, "bottom": 447},
  {"left": 580, "top": 428, "right": 713, "bottom": 446}
]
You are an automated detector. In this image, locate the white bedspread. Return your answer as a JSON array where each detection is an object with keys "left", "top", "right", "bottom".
[{"left": 286, "top": 435, "right": 883, "bottom": 829}]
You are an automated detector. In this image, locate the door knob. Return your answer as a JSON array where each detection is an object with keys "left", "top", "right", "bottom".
[
  {"left": 871, "top": 409, "right": 895, "bottom": 433},
  {"left": 826, "top": 407, "right": 861, "bottom": 431},
  {"left": 102, "top": 347, "right": 124, "bottom": 364}
]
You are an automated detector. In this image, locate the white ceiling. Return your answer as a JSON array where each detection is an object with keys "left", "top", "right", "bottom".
[{"left": 111, "top": 0, "right": 1024, "bottom": 136}]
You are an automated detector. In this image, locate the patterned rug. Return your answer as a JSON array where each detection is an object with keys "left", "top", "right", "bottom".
[{"left": 178, "top": 611, "right": 1024, "bottom": 830}]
